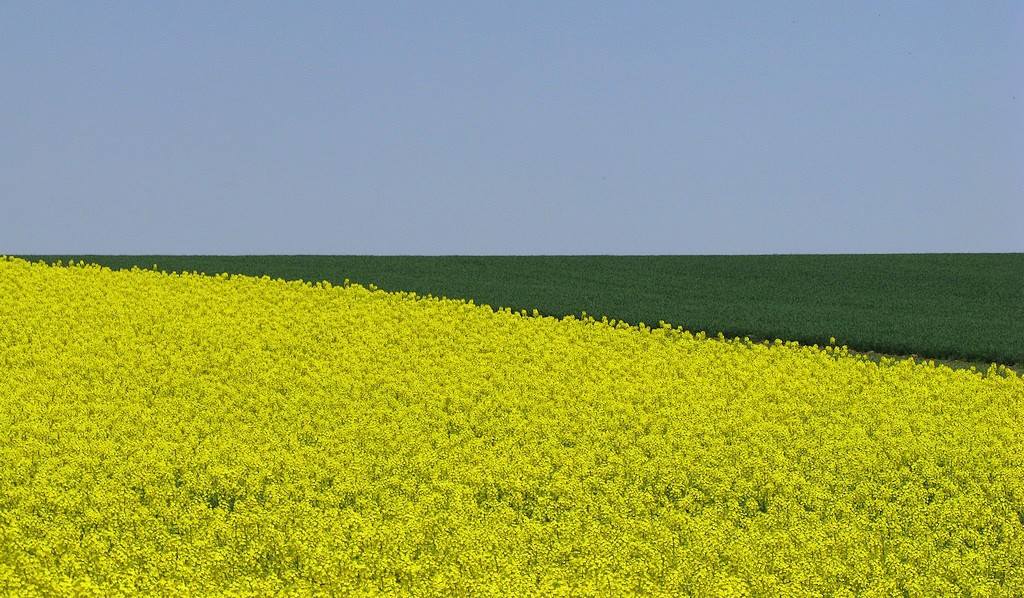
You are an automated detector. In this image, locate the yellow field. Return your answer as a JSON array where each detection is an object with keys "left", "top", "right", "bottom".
[{"left": 1, "top": 257, "right": 1021, "bottom": 596}]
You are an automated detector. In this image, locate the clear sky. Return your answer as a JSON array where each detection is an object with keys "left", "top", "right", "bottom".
[{"left": 2, "top": 2, "right": 1021, "bottom": 255}]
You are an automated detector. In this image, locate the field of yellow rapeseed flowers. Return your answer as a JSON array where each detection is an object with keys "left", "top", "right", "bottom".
[{"left": 0, "top": 256, "right": 1021, "bottom": 596}]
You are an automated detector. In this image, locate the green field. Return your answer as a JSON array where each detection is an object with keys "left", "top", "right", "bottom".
[{"left": 16, "top": 254, "right": 1023, "bottom": 370}]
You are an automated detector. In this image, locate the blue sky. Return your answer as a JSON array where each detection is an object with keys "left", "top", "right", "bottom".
[{"left": 2, "top": 2, "right": 1021, "bottom": 255}]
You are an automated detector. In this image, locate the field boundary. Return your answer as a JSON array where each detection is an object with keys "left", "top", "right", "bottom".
[{"left": 11, "top": 254, "right": 1023, "bottom": 372}]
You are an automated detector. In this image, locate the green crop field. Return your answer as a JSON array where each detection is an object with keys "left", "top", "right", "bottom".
[{"left": 16, "top": 254, "right": 1024, "bottom": 370}]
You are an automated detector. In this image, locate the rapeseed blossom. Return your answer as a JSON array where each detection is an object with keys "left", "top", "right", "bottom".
[{"left": 0, "top": 256, "right": 1021, "bottom": 596}]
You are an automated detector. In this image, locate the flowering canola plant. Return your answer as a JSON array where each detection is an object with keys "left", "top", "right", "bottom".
[{"left": 0, "top": 256, "right": 1021, "bottom": 597}]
